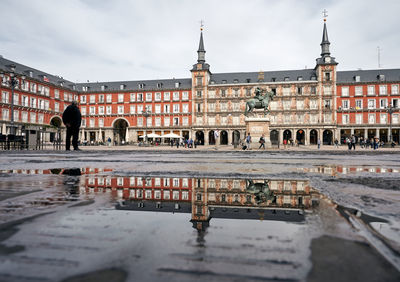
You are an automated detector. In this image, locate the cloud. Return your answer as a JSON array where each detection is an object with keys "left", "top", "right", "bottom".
[{"left": 0, "top": 0, "right": 399, "bottom": 83}]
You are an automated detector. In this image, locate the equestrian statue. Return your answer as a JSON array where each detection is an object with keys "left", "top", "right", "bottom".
[
  {"left": 245, "top": 87, "right": 276, "bottom": 116},
  {"left": 246, "top": 179, "right": 274, "bottom": 204}
]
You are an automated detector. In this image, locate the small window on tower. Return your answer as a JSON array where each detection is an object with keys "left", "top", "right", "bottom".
[{"left": 325, "top": 72, "right": 331, "bottom": 81}]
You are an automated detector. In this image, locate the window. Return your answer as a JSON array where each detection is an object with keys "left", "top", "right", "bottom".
[
  {"left": 392, "top": 85, "right": 399, "bottom": 95},
  {"left": 30, "top": 97, "right": 37, "bottom": 108},
  {"left": 368, "top": 99, "right": 376, "bottom": 109},
  {"left": 393, "top": 114, "right": 399, "bottom": 124},
  {"left": 118, "top": 105, "right": 124, "bottom": 114},
  {"left": 106, "top": 94, "right": 112, "bottom": 103},
  {"left": 393, "top": 99, "right": 399, "bottom": 108},
  {"left": 355, "top": 100, "right": 363, "bottom": 109},
  {"left": 30, "top": 112, "right": 36, "bottom": 123},
  {"left": 99, "top": 119, "right": 104, "bottom": 127},
  {"left": 310, "top": 114, "right": 318, "bottom": 124},
  {"left": 380, "top": 99, "right": 387, "bottom": 109},
  {"left": 13, "top": 93, "right": 19, "bottom": 105},
  {"left": 221, "top": 89, "right": 226, "bottom": 97},
  {"left": 368, "top": 85, "right": 375, "bottom": 96},
  {"left": 164, "top": 117, "right": 170, "bottom": 126},
  {"left": 182, "top": 117, "right": 188, "bottom": 126},
  {"left": 120, "top": 84, "right": 126, "bottom": 90},
  {"left": 155, "top": 117, "right": 161, "bottom": 127},
  {"left": 21, "top": 96, "right": 28, "bottom": 107},
  {"left": 80, "top": 95, "right": 86, "bottom": 103},
  {"left": 343, "top": 114, "right": 349, "bottom": 124},
  {"left": 145, "top": 105, "right": 151, "bottom": 112},
  {"left": 173, "top": 117, "right": 179, "bottom": 125},
  {"left": 380, "top": 113, "right": 387, "bottom": 124},
  {"left": 173, "top": 92, "right": 179, "bottom": 101},
  {"left": 220, "top": 102, "right": 227, "bottom": 111},
  {"left": 197, "top": 91, "right": 202, "bottom": 98},
  {"left": 30, "top": 82, "right": 37, "bottom": 93},
  {"left": 163, "top": 104, "right": 170, "bottom": 113},
  {"left": 296, "top": 100, "right": 304, "bottom": 110},
  {"left": 130, "top": 93, "right": 136, "bottom": 102},
  {"left": 310, "top": 86, "right": 316, "bottom": 94},
  {"left": 89, "top": 106, "right": 96, "bottom": 115},
  {"left": 368, "top": 114, "right": 375, "bottom": 124},
  {"left": 147, "top": 117, "right": 152, "bottom": 127},
  {"left": 233, "top": 102, "right": 239, "bottom": 111},
  {"left": 182, "top": 104, "right": 189, "bottom": 113},
  {"left": 323, "top": 86, "right": 332, "bottom": 95},
  {"left": 21, "top": 111, "right": 28, "bottom": 122},
  {"left": 55, "top": 102, "right": 60, "bottom": 112},
  {"left": 173, "top": 104, "right": 180, "bottom": 113},
  {"left": 137, "top": 105, "right": 143, "bottom": 114},
  {"left": 99, "top": 95, "right": 104, "bottom": 103},
  {"left": 13, "top": 110, "right": 19, "bottom": 122},
  {"left": 283, "top": 87, "right": 290, "bottom": 96},
  {"left": 155, "top": 104, "right": 161, "bottom": 114},
  {"left": 90, "top": 95, "right": 96, "bottom": 104},
  {"left": 233, "top": 89, "right": 239, "bottom": 97},
  {"left": 98, "top": 106, "right": 105, "bottom": 115},
  {"left": 81, "top": 119, "right": 86, "bottom": 127},
  {"left": 283, "top": 101, "right": 290, "bottom": 110},
  {"left": 146, "top": 93, "right": 152, "bottom": 102},
  {"left": 137, "top": 93, "right": 143, "bottom": 102},
  {"left": 310, "top": 100, "right": 318, "bottom": 109},
  {"left": 341, "top": 87, "right": 349, "bottom": 97},
  {"left": 182, "top": 91, "right": 189, "bottom": 100},
  {"left": 130, "top": 105, "right": 136, "bottom": 114},
  {"left": 324, "top": 100, "right": 331, "bottom": 109},
  {"left": 196, "top": 77, "right": 202, "bottom": 86},
  {"left": 208, "top": 103, "right": 215, "bottom": 112},
  {"left": 145, "top": 190, "right": 152, "bottom": 199},
  {"left": 164, "top": 92, "right": 170, "bottom": 101},
  {"left": 356, "top": 114, "right": 363, "bottom": 124},
  {"left": 324, "top": 72, "right": 331, "bottom": 81},
  {"left": 118, "top": 94, "right": 124, "bottom": 103},
  {"left": 89, "top": 119, "right": 95, "bottom": 127},
  {"left": 355, "top": 86, "right": 363, "bottom": 96},
  {"left": 379, "top": 85, "right": 387, "bottom": 95},
  {"left": 155, "top": 92, "right": 161, "bottom": 101},
  {"left": 137, "top": 117, "right": 143, "bottom": 127},
  {"left": 297, "top": 114, "right": 304, "bottom": 123},
  {"left": 175, "top": 82, "right": 180, "bottom": 88},
  {"left": 342, "top": 100, "right": 349, "bottom": 110},
  {"left": 233, "top": 116, "right": 239, "bottom": 125},
  {"left": 297, "top": 87, "right": 303, "bottom": 95},
  {"left": 2, "top": 108, "right": 9, "bottom": 120},
  {"left": 173, "top": 191, "right": 180, "bottom": 200},
  {"left": 106, "top": 106, "right": 112, "bottom": 115}
]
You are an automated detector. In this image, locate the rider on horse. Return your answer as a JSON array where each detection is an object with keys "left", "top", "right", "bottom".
[{"left": 254, "top": 87, "right": 264, "bottom": 107}]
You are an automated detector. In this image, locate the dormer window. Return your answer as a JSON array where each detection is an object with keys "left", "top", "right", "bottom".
[
  {"left": 59, "top": 81, "right": 64, "bottom": 87},
  {"left": 210, "top": 80, "right": 215, "bottom": 85},
  {"left": 271, "top": 77, "right": 276, "bottom": 82},
  {"left": 28, "top": 71, "right": 33, "bottom": 78},
  {"left": 246, "top": 78, "right": 251, "bottom": 83},
  {"left": 157, "top": 82, "right": 163, "bottom": 88},
  {"left": 311, "top": 76, "right": 317, "bottom": 80},
  {"left": 120, "top": 84, "right": 126, "bottom": 90},
  {"left": 354, "top": 75, "right": 361, "bottom": 82},
  {"left": 138, "top": 83, "right": 145, "bottom": 89},
  {"left": 71, "top": 85, "right": 76, "bottom": 90},
  {"left": 101, "top": 85, "right": 107, "bottom": 91},
  {"left": 222, "top": 80, "right": 227, "bottom": 84},
  {"left": 378, "top": 74, "right": 385, "bottom": 81},
  {"left": 233, "top": 79, "right": 239, "bottom": 83},
  {"left": 175, "top": 82, "right": 180, "bottom": 88},
  {"left": 297, "top": 76, "right": 303, "bottom": 81},
  {"left": 324, "top": 72, "right": 331, "bottom": 81},
  {"left": 284, "top": 77, "right": 290, "bottom": 81}
]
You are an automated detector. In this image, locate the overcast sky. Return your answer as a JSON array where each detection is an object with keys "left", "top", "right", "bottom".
[{"left": 1, "top": 0, "right": 399, "bottom": 83}]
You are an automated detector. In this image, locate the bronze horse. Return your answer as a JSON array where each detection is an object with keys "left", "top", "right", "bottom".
[
  {"left": 246, "top": 179, "right": 274, "bottom": 204},
  {"left": 245, "top": 90, "right": 275, "bottom": 116}
]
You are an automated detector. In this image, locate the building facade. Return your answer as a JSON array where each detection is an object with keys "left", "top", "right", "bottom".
[{"left": 1, "top": 20, "right": 399, "bottom": 146}]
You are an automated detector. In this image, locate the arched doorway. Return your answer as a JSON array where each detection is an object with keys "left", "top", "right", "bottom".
[
  {"left": 208, "top": 130, "right": 216, "bottom": 145},
  {"left": 283, "top": 130, "right": 292, "bottom": 142},
  {"left": 270, "top": 130, "right": 279, "bottom": 145},
  {"left": 113, "top": 119, "right": 129, "bottom": 145},
  {"left": 220, "top": 130, "right": 228, "bottom": 145},
  {"left": 323, "top": 130, "right": 333, "bottom": 145},
  {"left": 310, "top": 129, "right": 318, "bottom": 145},
  {"left": 195, "top": 131, "right": 204, "bottom": 145},
  {"left": 232, "top": 130, "right": 240, "bottom": 146},
  {"left": 296, "top": 129, "right": 305, "bottom": 145},
  {"left": 50, "top": 116, "right": 62, "bottom": 143}
]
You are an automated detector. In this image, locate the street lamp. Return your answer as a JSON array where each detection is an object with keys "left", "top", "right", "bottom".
[
  {"left": 0, "top": 65, "right": 26, "bottom": 135},
  {"left": 386, "top": 105, "right": 394, "bottom": 143},
  {"left": 142, "top": 110, "right": 151, "bottom": 144}
]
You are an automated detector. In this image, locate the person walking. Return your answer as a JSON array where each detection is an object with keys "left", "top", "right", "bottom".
[
  {"left": 351, "top": 135, "right": 356, "bottom": 150},
  {"left": 334, "top": 138, "right": 339, "bottom": 148},
  {"left": 258, "top": 134, "right": 266, "bottom": 150},
  {"left": 283, "top": 139, "right": 287, "bottom": 149},
  {"left": 62, "top": 101, "right": 82, "bottom": 151},
  {"left": 317, "top": 138, "right": 321, "bottom": 149},
  {"left": 246, "top": 133, "right": 252, "bottom": 150}
]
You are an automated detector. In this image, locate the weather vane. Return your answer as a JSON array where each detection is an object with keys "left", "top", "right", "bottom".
[
  {"left": 322, "top": 9, "right": 328, "bottom": 21},
  {"left": 200, "top": 20, "right": 204, "bottom": 31}
]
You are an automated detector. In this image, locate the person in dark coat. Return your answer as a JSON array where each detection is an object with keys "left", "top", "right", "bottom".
[{"left": 62, "top": 101, "right": 82, "bottom": 151}]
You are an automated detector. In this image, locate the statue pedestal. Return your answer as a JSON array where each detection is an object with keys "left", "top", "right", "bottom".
[{"left": 245, "top": 117, "right": 272, "bottom": 148}]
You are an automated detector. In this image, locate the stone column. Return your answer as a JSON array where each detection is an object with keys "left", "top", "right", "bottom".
[
  {"left": 375, "top": 128, "right": 380, "bottom": 139},
  {"left": 364, "top": 128, "right": 368, "bottom": 139},
  {"left": 305, "top": 128, "right": 310, "bottom": 146},
  {"left": 204, "top": 130, "right": 209, "bottom": 145},
  {"left": 227, "top": 129, "right": 232, "bottom": 145},
  {"left": 351, "top": 128, "right": 355, "bottom": 135}
]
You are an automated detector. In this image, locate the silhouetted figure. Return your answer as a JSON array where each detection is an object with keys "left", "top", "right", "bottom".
[{"left": 62, "top": 101, "right": 82, "bottom": 151}]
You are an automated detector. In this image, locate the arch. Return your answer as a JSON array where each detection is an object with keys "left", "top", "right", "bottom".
[
  {"left": 113, "top": 119, "right": 129, "bottom": 145},
  {"left": 310, "top": 129, "right": 318, "bottom": 145},
  {"left": 111, "top": 117, "right": 130, "bottom": 127},
  {"left": 232, "top": 130, "right": 240, "bottom": 145},
  {"left": 340, "top": 129, "right": 351, "bottom": 144},
  {"left": 220, "top": 130, "right": 228, "bottom": 145},
  {"left": 195, "top": 131, "right": 204, "bottom": 145},
  {"left": 323, "top": 130, "right": 333, "bottom": 145},
  {"left": 50, "top": 116, "right": 62, "bottom": 128},
  {"left": 296, "top": 129, "right": 305, "bottom": 145},
  {"left": 283, "top": 130, "right": 292, "bottom": 141},
  {"left": 208, "top": 130, "right": 216, "bottom": 145},
  {"left": 270, "top": 130, "right": 279, "bottom": 145}
]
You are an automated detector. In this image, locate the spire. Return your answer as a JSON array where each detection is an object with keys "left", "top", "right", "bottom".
[
  {"left": 320, "top": 20, "right": 330, "bottom": 57},
  {"left": 197, "top": 31, "right": 206, "bottom": 63}
]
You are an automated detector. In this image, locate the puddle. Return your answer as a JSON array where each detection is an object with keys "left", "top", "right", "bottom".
[{"left": 0, "top": 167, "right": 399, "bottom": 281}]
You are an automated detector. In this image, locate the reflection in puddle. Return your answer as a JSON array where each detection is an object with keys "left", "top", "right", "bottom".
[{"left": 301, "top": 165, "right": 400, "bottom": 176}]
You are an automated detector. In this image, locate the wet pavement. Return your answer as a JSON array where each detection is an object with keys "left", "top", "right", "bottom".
[{"left": 0, "top": 149, "right": 400, "bottom": 281}]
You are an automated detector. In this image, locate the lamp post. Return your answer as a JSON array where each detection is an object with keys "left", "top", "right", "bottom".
[
  {"left": 143, "top": 110, "right": 151, "bottom": 144},
  {"left": 386, "top": 105, "right": 394, "bottom": 143},
  {"left": 0, "top": 65, "right": 26, "bottom": 135}
]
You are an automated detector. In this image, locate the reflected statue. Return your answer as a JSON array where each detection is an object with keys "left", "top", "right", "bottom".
[
  {"left": 245, "top": 87, "right": 276, "bottom": 116},
  {"left": 246, "top": 179, "right": 274, "bottom": 204}
]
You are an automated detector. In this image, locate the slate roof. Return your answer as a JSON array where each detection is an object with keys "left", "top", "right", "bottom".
[
  {"left": 337, "top": 69, "right": 400, "bottom": 84},
  {"left": 0, "top": 56, "right": 76, "bottom": 90},
  {"left": 210, "top": 69, "right": 318, "bottom": 84}
]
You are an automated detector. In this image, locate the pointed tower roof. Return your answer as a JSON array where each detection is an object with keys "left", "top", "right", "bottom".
[
  {"left": 198, "top": 32, "right": 205, "bottom": 53},
  {"left": 320, "top": 20, "right": 330, "bottom": 56},
  {"left": 197, "top": 31, "right": 206, "bottom": 63}
]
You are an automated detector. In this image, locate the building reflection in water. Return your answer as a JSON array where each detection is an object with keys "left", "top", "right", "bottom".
[{"left": 300, "top": 165, "right": 400, "bottom": 176}]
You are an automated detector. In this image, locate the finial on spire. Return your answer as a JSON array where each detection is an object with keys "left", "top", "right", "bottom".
[
  {"left": 322, "top": 9, "right": 328, "bottom": 22},
  {"left": 200, "top": 20, "right": 204, "bottom": 31}
]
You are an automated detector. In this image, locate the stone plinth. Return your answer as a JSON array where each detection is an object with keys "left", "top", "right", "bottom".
[{"left": 245, "top": 117, "right": 271, "bottom": 148}]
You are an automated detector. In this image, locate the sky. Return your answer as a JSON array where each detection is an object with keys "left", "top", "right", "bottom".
[{"left": 1, "top": 0, "right": 399, "bottom": 83}]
